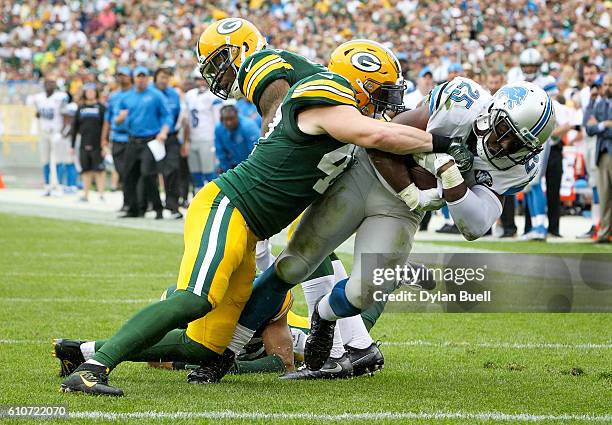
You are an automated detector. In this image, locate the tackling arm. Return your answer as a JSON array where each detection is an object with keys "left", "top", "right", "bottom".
[
  {"left": 261, "top": 314, "right": 295, "bottom": 371},
  {"left": 298, "top": 104, "right": 435, "bottom": 154}
]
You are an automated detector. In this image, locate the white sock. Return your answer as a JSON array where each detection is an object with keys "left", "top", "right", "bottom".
[
  {"left": 338, "top": 316, "right": 373, "bottom": 349},
  {"left": 80, "top": 341, "right": 96, "bottom": 360},
  {"left": 227, "top": 323, "right": 256, "bottom": 354},
  {"left": 318, "top": 293, "right": 340, "bottom": 321},
  {"left": 331, "top": 259, "right": 372, "bottom": 349},
  {"left": 84, "top": 359, "right": 105, "bottom": 367},
  {"left": 301, "top": 273, "right": 345, "bottom": 357}
]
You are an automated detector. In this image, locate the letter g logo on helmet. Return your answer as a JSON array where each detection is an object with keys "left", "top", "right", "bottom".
[
  {"left": 217, "top": 19, "right": 243, "bottom": 35},
  {"left": 350, "top": 52, "right": 382, "bottom": 72}
]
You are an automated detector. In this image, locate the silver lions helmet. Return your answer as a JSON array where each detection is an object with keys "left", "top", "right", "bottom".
[
  {"left": 519, "top": 48, "right": 542, "bottom": 82},
  {"left": 473, "top": 81, "right": 555, "bottom": 171}
]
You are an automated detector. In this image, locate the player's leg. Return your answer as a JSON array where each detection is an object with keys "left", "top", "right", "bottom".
[
  {"left": 312, "top": 209, "right": 422, "bottom": 370},
  {"left": 60, "top": 183, "right": 252, "bottom": 395},
  {"left": 230, "top": 166, "right": 368, "bottom": 354},
  {"left": 39, "top": 133, "right": 52, "bottom": 195}
]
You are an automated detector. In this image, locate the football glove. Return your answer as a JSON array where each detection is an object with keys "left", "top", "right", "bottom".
[{"left": 446, "top": 142, "right": 474, "bottom": 173}]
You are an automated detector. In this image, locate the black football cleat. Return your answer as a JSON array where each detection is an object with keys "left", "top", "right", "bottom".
[
  {"left": 187, "top": 349, "right": 235, "bottom": 384},
  {"left": 52, "top": 338, "right": 86, "bottom": 377},
  {"left": 280, "top": 353, "right": 353, "bottom": 380},
  {"left": 345, "top": 342, "right": 384, "bottom": 377},
  {"left": 304, "top": 302, "right": 336, "bottom": 371},
  {"left": 60, "top": 364, "right": 123, "bottom": 396}
]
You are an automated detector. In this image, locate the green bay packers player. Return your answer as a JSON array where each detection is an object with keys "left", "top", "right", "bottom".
[
  {"left": 198, "top": 18, "right": 380, "bottom": 379},
  {"left": 60, "top": 19, "right": 449, "bottom": 395}
]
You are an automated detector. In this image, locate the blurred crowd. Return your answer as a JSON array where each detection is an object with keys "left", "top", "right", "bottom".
[{"left": 1, "top": 1, "right": 610, "bottom": 90}]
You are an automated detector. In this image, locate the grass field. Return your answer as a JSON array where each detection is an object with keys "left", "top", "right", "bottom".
[{"left": 0, "top": 212, "right": 611, "bottom": 424}]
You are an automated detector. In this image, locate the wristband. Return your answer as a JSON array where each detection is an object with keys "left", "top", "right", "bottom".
[
  {"left": 439, "top": 163, "right": 464, "bottom": 189},
  {"left": 431, "top": 134, "right": 451, "bottom": 153},
  {"left": 398, "top": 183, "right": 420, "bottom": 211}
]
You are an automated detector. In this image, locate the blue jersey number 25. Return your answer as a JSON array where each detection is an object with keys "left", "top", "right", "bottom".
[{"left": 448, "top": 82, "right": 480, "bottom": 109}]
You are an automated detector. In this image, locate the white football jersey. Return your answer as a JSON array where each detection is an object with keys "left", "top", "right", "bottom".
[
  {"left": 417, "top": 77, "right": 538, "bottom": 196},
  {"left": 532, "top": 75, "right": 558, "bottom": 96},
  {"left": 184, "top": 88, "right": 222, "bottom": 142},
  {"left": 31, "top": 91, "right": 68, "bottom": 132}
]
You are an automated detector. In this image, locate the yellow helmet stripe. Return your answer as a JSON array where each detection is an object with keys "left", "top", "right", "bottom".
[
  {"left": 294, "top": 79, "right": 354, "bottom": 97},
  {"left": 246, "top": 61, "right": 293, "bottom": 101},
  {"left": 291, "top": 89, "right": 357, "bottom": 107}
]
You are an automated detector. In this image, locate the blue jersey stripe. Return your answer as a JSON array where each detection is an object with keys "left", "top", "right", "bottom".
[{"left": 429, "top": 85, "right": 442, "bottom": 115}]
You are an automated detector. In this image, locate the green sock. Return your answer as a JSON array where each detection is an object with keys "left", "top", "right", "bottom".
[
  {"left": 233, "top": 355, "right": 286, "bottom": 374},
  {"left": 94, "top": 330, "right": 217, "bottom": 364},
  {"left": 360, "top": 298, "right": 388, "bottom": 332},
  {"left": 92, "top": 290, "right": 211, "bottom": 369}
]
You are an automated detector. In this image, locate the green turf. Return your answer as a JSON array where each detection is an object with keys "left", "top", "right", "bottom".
[
  {"left": 427, "top": 240, "right": 612, "bottom": 254},
  {"left": 0, "top": 213, "right": 610, "bottom": 424}
]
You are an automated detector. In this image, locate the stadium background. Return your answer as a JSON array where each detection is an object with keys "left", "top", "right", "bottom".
[{"left": 1, "top": 0, "right": 609, "bottom": 194}]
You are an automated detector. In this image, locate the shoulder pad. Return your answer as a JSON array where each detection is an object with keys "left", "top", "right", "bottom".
[{"left": 238, "top": 50, "right": 294, "bottom": 103}]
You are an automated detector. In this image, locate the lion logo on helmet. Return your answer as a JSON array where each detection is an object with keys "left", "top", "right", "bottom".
[{"left": 497, "top": 86, "right": 528, "bottom": 110}]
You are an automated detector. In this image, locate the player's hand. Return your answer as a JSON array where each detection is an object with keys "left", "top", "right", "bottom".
[
  {"left": 446, "top": 142, "right": 473, "bottom": 173},
  {"left": 399, "top": 183, "right": 445, "bottom": 211}
]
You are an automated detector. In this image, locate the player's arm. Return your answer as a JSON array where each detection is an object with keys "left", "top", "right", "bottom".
[
  {"left": 261, "top": 313, "right": 295, "bottom": 371},
  {"left": 436, "top": 159, "right": 503, "bottom": 241},
  {"left": 298, "top": 104, "right": 448, "bottom": 154},
  {"left": 366, "top": 102, "right": 431, "bottom": 192},
  {"left": 258, "top": 79, "right": 290, "bottom": 136}
]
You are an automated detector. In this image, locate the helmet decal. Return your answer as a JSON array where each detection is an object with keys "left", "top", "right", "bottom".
[
  {"left": 497, "top": 86, "right": 528, "bottom": 110},
  {"left": 217, "top": 19, "right": 243, "bottom": 35},
  {"left": 350, "top": 52, "right": 382, "bottom": 73}
]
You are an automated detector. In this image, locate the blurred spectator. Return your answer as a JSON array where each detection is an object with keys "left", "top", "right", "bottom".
[
  {"left": 585, "top": 73, "right": 612, "bottom": 243},
  {"left": 117, "top": 66, "right": 172, "bottom": 219},
  {"left": 102, "top": 66, "right": 132, "bottom": 211},
  {"left": 154, "top": 67, "right": 184, "bottom": 219},
  {"left": 184, "top": 76, "right": 222, "bottom": 192},
  {"left": 403, "top": 67, "right": 433, "bottom": 110},
  {"left": 236, "top": 98, "right": 262, "bottom": 128},
  {"left": 70, "top": 84, "right": 106, "bottom": 202},
  {"left": 578, "top": 63, "right": 603, "bottom": 239},
  {"left": 547, "top": 95, "right": 584, "bottom": 237},
  {"left": 214, "top": 105, "right": 259, "bottom": 173}
]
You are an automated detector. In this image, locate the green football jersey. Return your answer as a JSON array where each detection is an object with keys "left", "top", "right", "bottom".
[
  {"left": 236, "top": 49, "right": 327, "bottom": 115},
  {"left": 215, "top": 71, "right": 358, "bottom": 239}
]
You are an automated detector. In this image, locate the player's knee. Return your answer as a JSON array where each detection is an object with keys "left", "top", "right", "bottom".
[
  {"left": 345, "top": 279, "right": 366, "bottom": 310},
  {"left": 275, "top": 253, "right": 313, "bottom": 284}
]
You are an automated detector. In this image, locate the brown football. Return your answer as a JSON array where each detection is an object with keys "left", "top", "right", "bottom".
[{"left": 409, "top": 165, "right": 437, "bottom": 190}]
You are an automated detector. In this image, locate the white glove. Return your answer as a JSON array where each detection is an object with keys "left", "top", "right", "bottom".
[{"left": 398, "top": 182, "right": 446, "bottom": 211}]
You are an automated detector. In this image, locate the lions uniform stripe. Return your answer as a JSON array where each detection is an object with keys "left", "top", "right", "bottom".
[
  {"left": 191, "top": 196, "right": 231, "bottom": 295},
  {"left": 293, "top": 79, "right": 355, "bottom": 97},
  {"left": 530, "top": 94, "right": 553, "bottom": 137},
  {"left": 428, "top": 84, "right": 445, "bottom": 114},
  {"left": 291, "top": 89, "right": 357, "bottom": 106},
  {"left": 247, "top": 61, "right": 293, "bottom": 101}
]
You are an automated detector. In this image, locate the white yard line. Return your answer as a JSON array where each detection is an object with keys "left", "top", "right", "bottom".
[
  {"left": 65, "top": 410, "right": 612, "bottom": 422},
  {"left": 384, "top": 340, "right": 612, "bottom": 349},
  {"left": 1, "top": 337, "right": 609, "bottom": 350}
]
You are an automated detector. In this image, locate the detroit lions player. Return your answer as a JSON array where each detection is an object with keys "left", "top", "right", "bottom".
[
  {"left": 512, "top": 48, "right": 558, "bottom": 240},
  {"left": 300, "top": 79, "right": 556, "bottom": 369}
]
